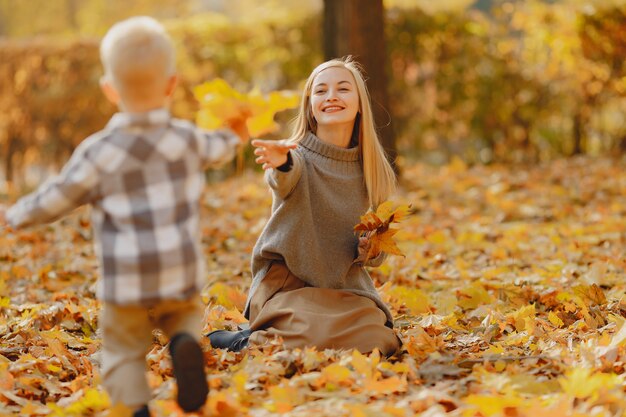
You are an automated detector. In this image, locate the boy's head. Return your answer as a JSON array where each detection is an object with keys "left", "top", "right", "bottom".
[{"left": 100, "top": 16, "right": 177, "bottom": 112}]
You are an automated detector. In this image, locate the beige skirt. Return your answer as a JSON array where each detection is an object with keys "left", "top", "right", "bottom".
[{"left": 248, "top": 262, "right": 400, "bottom": 356}]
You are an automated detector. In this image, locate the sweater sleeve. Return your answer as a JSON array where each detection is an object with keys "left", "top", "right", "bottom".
[
  {"left": 364, "top": 252, "right": 388, "bottom": 267},
  {"left": 265, "top": 150, "right": 303, "bottom": 200}
]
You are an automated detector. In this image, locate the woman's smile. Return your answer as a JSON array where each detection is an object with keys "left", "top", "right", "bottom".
[{"left": 322, "top": 105, "right": 345, "bottom": 113}]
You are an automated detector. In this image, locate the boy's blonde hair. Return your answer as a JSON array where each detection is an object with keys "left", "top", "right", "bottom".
[
  {"left": 100, "top": 16, "right": 175, "bottom": 102},
  {"left": 289, "top": 57, "right": 397, "bottom": 208}
]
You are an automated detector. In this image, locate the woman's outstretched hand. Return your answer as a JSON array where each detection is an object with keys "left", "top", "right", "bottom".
[{"left": 252, "top": 139, "right": 297, "bottom": 170}]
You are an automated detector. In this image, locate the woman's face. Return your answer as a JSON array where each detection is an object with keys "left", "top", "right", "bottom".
[{"left": 310, "top": 67, "right": 360, "bottom": 128}]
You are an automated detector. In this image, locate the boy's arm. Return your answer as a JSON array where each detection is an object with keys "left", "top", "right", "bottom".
[
  {"left": 251, "top": 139, "right": 301, "bottom": 199},
  {"left": 6, "top": 144, "right": 100, "bottom": 229},
  {"left": 197, "top": 118, "right": 249, "bottom": 168}
]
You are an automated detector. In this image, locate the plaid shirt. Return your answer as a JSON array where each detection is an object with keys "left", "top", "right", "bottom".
[{"left": 7, "top": 109, "right": 239, "bottom": 305}]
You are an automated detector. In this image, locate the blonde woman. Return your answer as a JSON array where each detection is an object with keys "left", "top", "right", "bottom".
[{"left": 209, "top": 57, "right": 400, "bottom": 355}]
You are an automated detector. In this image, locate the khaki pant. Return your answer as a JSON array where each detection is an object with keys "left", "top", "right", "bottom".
[{"left": 100, "top": 296, "right": 204, "bottom": 409}]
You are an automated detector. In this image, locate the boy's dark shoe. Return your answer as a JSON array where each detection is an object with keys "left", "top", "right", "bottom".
[
  {"left": 133, "top": 405, "right": 150, "bottom": 417},
  {"left": 169, "top": 333, "right": 209, "bottom": 412},
  {"left": 207, "top": 329, "right": 251, "bottom": 352}
]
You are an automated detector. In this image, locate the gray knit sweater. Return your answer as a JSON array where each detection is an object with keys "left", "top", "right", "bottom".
[{"left": 244, "top": 132, "right": 394, "bottom": 326}]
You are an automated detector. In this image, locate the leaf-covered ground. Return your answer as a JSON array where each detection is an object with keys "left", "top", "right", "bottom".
[{"left": 1, "top": 157, "right": 625, "bottom": 417}]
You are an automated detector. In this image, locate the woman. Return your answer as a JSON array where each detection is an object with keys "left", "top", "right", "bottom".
[{"left": 209, "top": 57, "right": 399, "bottom": 355}]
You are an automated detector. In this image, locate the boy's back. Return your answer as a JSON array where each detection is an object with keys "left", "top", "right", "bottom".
[
  {"left": 7, "top": 108, "right": 239, "bottom": 304},
  {"left": 1, "top": 16, "right": 249, "bottom": 415}
]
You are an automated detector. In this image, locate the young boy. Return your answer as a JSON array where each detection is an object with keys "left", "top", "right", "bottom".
[{"left": 0, "top": 16, "right": 248, "bottom": 417}]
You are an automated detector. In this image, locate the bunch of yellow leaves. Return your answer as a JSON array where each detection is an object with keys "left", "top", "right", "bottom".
[
  {"left": 354, "top": 201, "right": 411, "bottom": 263},
  {"left": 193, "top": 78, "right": 300, "bottom": 137}
]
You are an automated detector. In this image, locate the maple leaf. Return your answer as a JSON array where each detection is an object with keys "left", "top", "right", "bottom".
[
  {"left": 354, "top": 202, "right": 411, "bottom": 263},
  {"left": 193, "top": 78, "right": 299, "bottom": 137}
]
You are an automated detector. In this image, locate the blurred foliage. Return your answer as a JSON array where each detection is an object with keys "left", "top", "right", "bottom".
[
  {"left": 0, "top": 0, "right": 193, "bottom": 38},
  {"left": 166, "top": 12, "right": 321, "bottom": 121},
  {"left": 0, "top": 12, "right": 321, "bottom": 189},
  {"left": 1, "top": 0, "right": 626, "bottom": 189},
  {"left": 387, "top": 0, "right": 626, "bottom": 163},
  {"left": 0, "top": 39, "right": 114, "bottom": 189},
  {"left": 0, "top": 0, "right": 321, "bottom": 38}
]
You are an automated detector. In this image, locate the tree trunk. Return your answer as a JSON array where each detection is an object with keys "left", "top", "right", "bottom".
[
  {"left": 572, "top": 111, "right": 583, "bottom": 155},
  {"left": 323, "top": 0, "right": 398, "bottom": 174},
  {"left": 5, "top": 135, "right": 16, "bottom": 184}
]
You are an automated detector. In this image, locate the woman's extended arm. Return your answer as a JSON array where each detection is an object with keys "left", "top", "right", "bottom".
[{"left": 252, "top": 139, "right": 302, "bottom": 199}]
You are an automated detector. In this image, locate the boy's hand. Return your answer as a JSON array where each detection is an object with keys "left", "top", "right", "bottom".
[
  {"left": 252, "top": 139, "right": 297, "bottom": 170},
  {"left": 225, "top": 117, "right": 250, "bottom": 144}
]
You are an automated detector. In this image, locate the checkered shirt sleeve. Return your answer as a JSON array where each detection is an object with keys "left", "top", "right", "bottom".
[
  {"left": 7, "top": 110, "right": 240, "bottom": 305},
  {"left": 6, "top": 137, "right": 101, "bottom": 229}
]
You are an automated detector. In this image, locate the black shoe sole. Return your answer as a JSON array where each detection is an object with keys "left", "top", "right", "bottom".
[{"left": 169, "top": 333, "right": 209, "bottom": 412}]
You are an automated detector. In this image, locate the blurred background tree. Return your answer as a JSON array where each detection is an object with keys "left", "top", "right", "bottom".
[
  {"left": 323, "top": 0, "right": 397, "bottom": 172},
  {"left": 1, "top": 0, "right": 625, "bottom": 192}
]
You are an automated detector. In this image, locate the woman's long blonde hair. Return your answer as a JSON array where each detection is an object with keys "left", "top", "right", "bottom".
[{"left": 289, "top": 57, "right": 397, "bottom": 208}]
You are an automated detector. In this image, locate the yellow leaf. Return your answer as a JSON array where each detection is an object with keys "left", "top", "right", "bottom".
[
  {"left": 345, "top": 405, "right": 369, "bottom": 417},
  {"left": 426, "top": 230, "right": 447, "bottom": 245},
  {"left": 231, "top": 371, "right": 248, "bottom": 397},
  {"left": 457, "top": 283, "right": 493, "bottom": 310},
  {"left": 464, "top": 393, "right": 523, "bottom": 416},
  {"left": 379, "top": 361, "right": 410, "bottom": 374},
  {"left": 559, "top": 367, "right": 621, "bottom": 399},
  {"left": 375, "top": 201, "right": 394, "bottom": 222},
  {"left": 351, "top": 350, "right": 374, "bottom": 379},
  {"left": 194, "top": 78, "right": 299, "bottom": 137},
  {"left": 509, "top": 304, "right": 536, "bottom": 332},
  {"left": 573, "top": 284, "right": 606, "bottom": 306},
  {"left": 364, "top": 376, "right": 407, "bottom": 394},
  {"left": 485, "top": 343, "right": 505, "bottom": 355},
  {"left": 386, "top": 285, "right": 431, "bottom": 315},
  {"left": 389, "top": 204, "right": 412, "bottom": 223},
  {"left": 448, "top": 156, "right": 467, "bottom": 173},
  {"left": 266, "top": 384, "right": 302, "bottom": 413},
  {"left": 47, "top": 364, "right": 62, "bottom": 373},
  {"left": 318, "top": 363, "right": 353, "bottom": 389},
  {"left": 371, "top": 228, "right": 403, "bottom": 257},
  {"left": 49, "top": 389, "right": 111, "bottom": 417},
  {"left": 383, "top": 405, "right": 409, "bottom": 417},
  {"left": 548, "top": 311, "right": 564, "bottom": 328},
  {"left": 246, "top": 111, "right": 279, "bottom": 138},
  {"left": 207, "top": 283, "right": 247, "bottom": 310}
]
